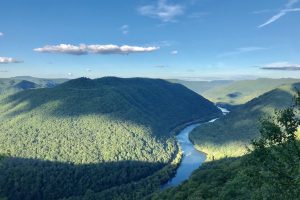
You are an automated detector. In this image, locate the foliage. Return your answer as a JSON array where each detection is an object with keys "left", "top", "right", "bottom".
[
  {"left": 152, "top": 88, "right": 300, "bottom": 200},
  {"left": 203, "top": 78, "right": 300, "bottom": 105},
  {"left": 0, "top": 76, "right": 67, "bottom": 96},
  {"left": 0, "top": 77, "right": 221, "bottom": 200},
  {"left": 190, "top": 83, "right": 300, "bottom": 160}
]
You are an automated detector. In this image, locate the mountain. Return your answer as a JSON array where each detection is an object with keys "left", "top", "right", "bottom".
[
  {"left": 152, "top": 82, "right": 300, "bottom": 200},
  {"left": 202, "top": 78, "right": 300, "bottom": 106},
  {"left": 167, "top": 79, "right": 233, "bottom": 95},
  {"left": 0, "top": 77, "right": 222, "bottom": 200},
  {"left": 190, "top": 82, "right": 300, "bottom": 160},
  {"left": 0, "top": 76, "right": 68, "bottom": 96}
]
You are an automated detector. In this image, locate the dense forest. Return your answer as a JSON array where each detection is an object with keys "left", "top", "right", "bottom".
[
  {"left": 0, "top": 76, "right": 67, "bottom": 96},
  {"left": 0, "top": 77, "right": 221, "bottom": 200},
  {"left": 171, "top": 78, "right": 300, "bottom": 106},
  {"left": 190, "top": 82, "right": 300, "bottom": 160},
  {"left": 152, "top": 87, "right": 300, "bottom": 200}
]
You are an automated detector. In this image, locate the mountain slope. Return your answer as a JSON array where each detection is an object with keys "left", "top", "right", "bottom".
[
  {"left": 0, "top": 76, "right": 68, "bottom": 96},
  {"left": 167, "top": 79, "right": 233, "bottom": 95},
  {"left": 0, "top": 77, "right": 221, "bottom": 200},
  {"left": 202, "top": 78, "right": 300, "bottom": 105},
  {"left": 190, "top": 82, "right": 300, "bottom": 159}
]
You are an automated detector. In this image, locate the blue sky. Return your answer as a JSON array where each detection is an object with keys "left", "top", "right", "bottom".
[{"left": 0, "top": 0, "right": 300, "bottom": 80}]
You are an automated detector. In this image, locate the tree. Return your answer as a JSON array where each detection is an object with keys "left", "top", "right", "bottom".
[{"left": 247, "top": 89, "right": 300, "bottom": 200}]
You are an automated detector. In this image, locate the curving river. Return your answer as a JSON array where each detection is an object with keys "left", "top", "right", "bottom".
[{"left": 162, "top": 107, "right": 228, "bottom": 189}]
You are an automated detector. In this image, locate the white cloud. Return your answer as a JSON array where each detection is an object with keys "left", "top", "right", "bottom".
[
  {"left": 260, "top": 61, "right": 300, "bottom": 71},
  {"left": 0, "top": 57, "right": 21, "bottom": 64},
  {"left": 258, "top": 0, "right": 300, "bottom": 28},
  {"left": 0, "top": 32, "right": 3, "bottom": 37},
  {"left": 171, "top": 50, "right": 178, "bottom": 55},
  {"left": 218, "top": 46, "right": 267, "bottom": 57},
  {"left": 34, "top": 44, "right": 159, "bottom": 55},
  {"left": 120, "top": 25, "right": 129, "bottom": 34},
  {"left": 86, "top": 68, "right": 92, "bottom": 72},
  {"left": 67, "top": 72, "right": 73, "bottom": 76},
  {"left": 138, "top": 0, "right": 184, "bottom": 22}
]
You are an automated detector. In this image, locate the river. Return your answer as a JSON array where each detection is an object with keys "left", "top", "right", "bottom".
[{"left": 162, "top": 107, "right": 228, "bottom": 189}]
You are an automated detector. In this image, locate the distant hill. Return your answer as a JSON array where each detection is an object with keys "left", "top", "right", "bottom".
[
  {"left": 0, "top": 77, "right": 221, "bottom": 200},
  {"left": 167, "top": 79, "right": 233, "bottom": 94},
  {"left": 190, "top": 82, "right": 300, "bottom": 159},
  {"left": 170, "top": 78, "right": 300, "bottom": 106},
  {"left": 0, "top": 76, "right": 68, "bottom": 96},
  {"left": 202, "top": 78, "right": 300, "bottom": 105}
]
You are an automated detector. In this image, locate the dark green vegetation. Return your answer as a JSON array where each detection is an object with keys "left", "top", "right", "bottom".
[
  {"left": 171, "top": 78, "right": 300, "bottom": 106},
  {"left": 152, "top": 89, "right": 300, "bottom": 200},
  {"left": 0, "top": 76, "right": 67, "bottom": 96},
  {"left": 190, "top": 82, "right": 300, "bottom": 160},
  {"left": 0, "top": 77, "right": 221, "bottom": 200}
]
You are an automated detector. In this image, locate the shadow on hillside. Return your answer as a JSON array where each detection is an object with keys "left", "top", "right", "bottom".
[
  {"left": 1, "top": 77, "right": 222, "bottom": 136},
  {"left": 192, "top": 87, "right": 298, "bottom": 145},
  {"left": 0, "top": 155, "right": 164, "bottom": 200}
]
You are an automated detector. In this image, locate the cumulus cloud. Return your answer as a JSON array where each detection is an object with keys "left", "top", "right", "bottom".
[
  {"left": 218, "top": 46, "right": 267, "bottom": 57},
  {"left": 171, "top": 50, "right": 178, "bottom": 55},
  {"left": 67, "top": 72, "right": 73, "bottom": 76},
  {"left": 34, "top": 44, "right": 159, "bottom": 55},
  {"left": 258, "top": 0, "right": 300, "bottom": 28},
  {"left": 260, "top": 61, "right": 300, "bottom": 71},
  {"left": 0, "top": 32, "right": 3, "bottom": 37},
  {"left": 138, "top": 0, "right": 184, "bottom": 22},
  {"left": 120, "top": 25, "right": 129, "bottom": 34},
  {"left": 0, "top": 57, "right": 21, "bottom": 64}
]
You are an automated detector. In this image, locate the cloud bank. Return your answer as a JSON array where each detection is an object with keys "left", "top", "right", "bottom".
[
  {"left": 258, "top": 0, "right": 300, "bottom": 28},
  {"left": 34, "top": 44, "right": 159, "bottom": 55},
  {"left": 138, "top": 0, "right": 184, "bottom": 22},
  {"left": 260, "top": 61, "right": 300, "bottom": 71},
  {"left": 0, "top": 57, "right": 21, "bottom": 64}
]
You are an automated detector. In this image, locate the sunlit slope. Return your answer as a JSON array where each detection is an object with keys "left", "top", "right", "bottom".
[
  {"left": 190, "top": 82, "right": 300, "bottom": 159},
  {"left": 202, "top": 78, "right": 300, "bottom": 105},
  {"left": 0, "top": 77, "right": 221, "bottom": 199}
]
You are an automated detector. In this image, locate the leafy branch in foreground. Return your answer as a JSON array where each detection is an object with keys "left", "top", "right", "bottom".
[{"left": 246, "top": 89, "right": 300, "bottom": 200}]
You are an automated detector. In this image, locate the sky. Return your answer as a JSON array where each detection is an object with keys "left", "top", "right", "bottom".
[{"left": 0, "top": 0, "right": 300, "bottom": 80}]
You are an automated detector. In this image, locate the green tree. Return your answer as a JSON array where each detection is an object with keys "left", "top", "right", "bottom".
[{"left": 247, "top": 90, "right": 300, "bottom": 200}]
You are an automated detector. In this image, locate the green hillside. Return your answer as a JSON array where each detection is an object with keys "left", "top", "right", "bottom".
[
  {"left": 190, "top": 82, "right": 300, "bottom": 160},
  {"left": 0, "top": 77, "right": 221, "bottom": 200},
  {"left": 152, "top": 83, "right": 300, "bottom": 200},
  {"left": 0, "top": 76, "right": 68, "bottom": 96},
  {"left": 202, "top": 78, "right": 300, "bottom": 105}
]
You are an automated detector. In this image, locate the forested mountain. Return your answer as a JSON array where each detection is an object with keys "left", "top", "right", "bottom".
[
  {"left": 0, "top": 76, "right": 67, "bottom": 96},
  {"left": 152, "top": 83, "right": 300, "bottom": 200},
  {"left": 190, "top": 82, "right": 300, "bottom": 160},
  {"left": 171, "top": 78, "right": 300, "bottom": 106},
  {"left": 167, "top": 79, "right": 233, "bottom": 95},
  {"left": 203, "top": 78, "right": 300, "bottom": 105},
  {"left": 0, "top": 77, "right": 221, "bottom": 200}
]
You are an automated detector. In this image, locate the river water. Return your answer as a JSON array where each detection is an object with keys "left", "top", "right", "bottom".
[{"left": 162, "top": 108, "right": 228, "bottom": 189}]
